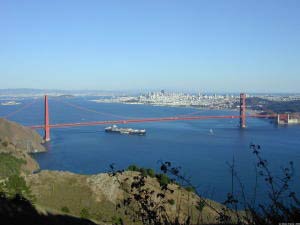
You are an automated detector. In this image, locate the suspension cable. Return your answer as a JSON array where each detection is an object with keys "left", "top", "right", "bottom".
[
  {"left": 2, "top": 98, "right": 41, "bottom": 119},
  {"left": 53, "top": 97, "right": 208, "bottom": 119},
  {"left": 52, "top": 98, "right": 136, "bottom": 119}
]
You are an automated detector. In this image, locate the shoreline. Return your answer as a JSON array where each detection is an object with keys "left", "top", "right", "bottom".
[{"left": 89, "top": 99, "right": 263, "bottom": 114}]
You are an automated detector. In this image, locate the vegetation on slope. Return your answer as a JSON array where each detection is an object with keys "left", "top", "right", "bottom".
[
  {"left": 0, "top": 153, "right": 33, "bottom": 199},
  {"left": 0, "top": 153, "right": 25, "bottom": 178},
  {"left": 247, "top": 97, "right": 300, "bottom": 113},
  {"left": 27, "top": 171, "right": 119, "bottom": 224}
]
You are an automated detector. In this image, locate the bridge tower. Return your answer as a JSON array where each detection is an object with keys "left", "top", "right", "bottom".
[
  {"left": 44, "top": 95, "right": 50, "bottom": 142},
  {"left": 240, "top": 93, "right": 246, "bottom": 128}
]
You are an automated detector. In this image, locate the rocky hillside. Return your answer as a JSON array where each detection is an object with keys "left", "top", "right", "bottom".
[{"left": 26, "top": 170, "right": 224, "bottom": 224}]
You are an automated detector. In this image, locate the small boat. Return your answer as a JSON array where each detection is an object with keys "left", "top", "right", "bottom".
[{"left": 209, "top": 129, "right": 214, "bottom": 135}]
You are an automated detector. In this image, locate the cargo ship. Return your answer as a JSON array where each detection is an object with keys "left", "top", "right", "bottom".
[{"left": 105, "top": 125, "right": 146, "bottom": 135}]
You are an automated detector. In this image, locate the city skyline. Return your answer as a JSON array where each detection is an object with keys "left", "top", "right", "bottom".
[{"left": 1, "top": 0, "right": 300, "bottom": 92}]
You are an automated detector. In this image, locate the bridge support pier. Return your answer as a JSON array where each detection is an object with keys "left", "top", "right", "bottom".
[
  {"left": 44, "top": 95, "right": 50, "bottom": 142},
  {"left": 240, "top": 93, "right": 246, "bottom": 128}
]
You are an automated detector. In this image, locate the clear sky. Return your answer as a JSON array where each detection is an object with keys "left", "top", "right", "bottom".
[{"left": 0, "top": 0, "right": 300, "bottom": 93}]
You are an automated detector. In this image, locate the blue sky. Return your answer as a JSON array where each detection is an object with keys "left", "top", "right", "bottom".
[{"left": 1, "top": 0, "right": 300, "bottom": 92}]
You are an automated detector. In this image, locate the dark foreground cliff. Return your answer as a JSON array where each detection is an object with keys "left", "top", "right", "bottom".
[{"left": 0, "top": 194, "right": 98, "bottom": 225}]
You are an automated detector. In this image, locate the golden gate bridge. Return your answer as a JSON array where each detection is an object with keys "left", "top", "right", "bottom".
[{"left": 3, "top": 93, "right": 279, "bottom": 142}]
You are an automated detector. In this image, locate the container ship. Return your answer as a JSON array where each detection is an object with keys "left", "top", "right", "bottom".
[{"left": 105, "top": 125, "right": 146, "bottom": 135}]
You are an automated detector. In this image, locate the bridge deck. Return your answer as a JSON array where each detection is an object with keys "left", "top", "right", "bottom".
[{"left": 29, "top": 114, "right": 277, "bottom": 129}]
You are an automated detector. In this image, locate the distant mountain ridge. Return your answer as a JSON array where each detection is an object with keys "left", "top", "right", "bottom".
[{"left": 0, "top": 88, "right": 136, "bottom": 96}]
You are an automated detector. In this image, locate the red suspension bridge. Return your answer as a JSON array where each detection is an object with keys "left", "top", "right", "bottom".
[{"left": 3, "top": 93, "right": 279, "bottom": 142}]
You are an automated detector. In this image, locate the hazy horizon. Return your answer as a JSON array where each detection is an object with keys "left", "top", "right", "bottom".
[{"left": 0, "top": 88, "right": 300, "bottom": 95}]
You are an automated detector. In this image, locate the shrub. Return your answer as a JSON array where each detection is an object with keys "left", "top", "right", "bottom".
[
  {"left": 127, "top": 164, "right": 139, "bottom": 172},
  {"left": 146, "top": 168, "right": 155, "bottom": 178},
  {"left": 156, "top": 173, "right": 170, "bottom": 186},
  {"left": 168, "top": 199, "right": 175, "bottom": 205},
  {"left": 139, "top": 168, "right": 148, "bottom": 177},
  {"left": 80, "top": 208, "right": 90, "bottom": 219},
  {"left": 2, "top": 141, "right": 8, "bottom": 147},
  {"left": 61, "top": 206, "right": 70, "bottom": 213},
  {"left": 185, "top": 186, "right": 196, "bottom": 193},
  {"left": 127, "top": 165, "right": 156, "bottom": 178},
  {"left": 111, "top": 216, "right": 123, "bottom": 225}
]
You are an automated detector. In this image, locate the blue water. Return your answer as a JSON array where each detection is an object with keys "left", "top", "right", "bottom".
[{"left": 1, "top": 97, "right": 300, "bottom": 204}]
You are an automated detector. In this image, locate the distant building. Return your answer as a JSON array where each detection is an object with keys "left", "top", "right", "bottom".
[{"left": 277, "top": 114, "right": 300, "bottom": 124}]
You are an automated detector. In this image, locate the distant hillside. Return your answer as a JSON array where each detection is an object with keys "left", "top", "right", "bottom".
[
  {"left": 247, "top": 97, "right": 300, "bottom": 113},
  {"left": 0, "top": 118, "right": 45, "bottom": 153},
  {"left": 0, "top": 88, "right": 131, "bottom": 97}
]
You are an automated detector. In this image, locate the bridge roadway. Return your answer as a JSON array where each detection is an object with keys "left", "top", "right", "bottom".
[{"left": 29, "top": 114, "right": 277, "bottom": 129}]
